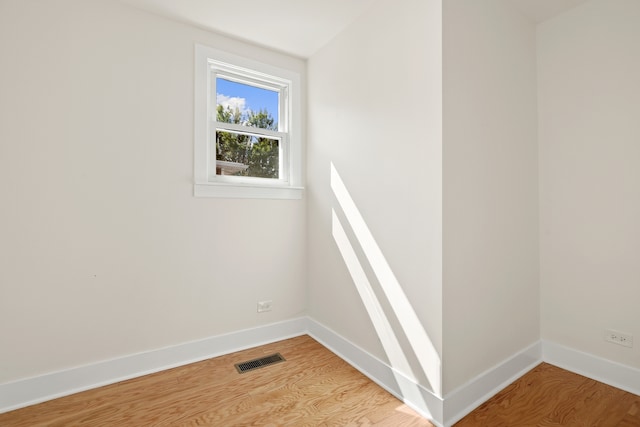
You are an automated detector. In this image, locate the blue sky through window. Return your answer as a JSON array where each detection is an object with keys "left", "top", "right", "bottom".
[{"left": 216, "top": 78, "right": 279, "bottom": 124}]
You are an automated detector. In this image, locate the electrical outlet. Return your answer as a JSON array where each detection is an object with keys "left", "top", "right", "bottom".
[
  {"left": 257, "top": 300, "right": 272, "bottom": 313},
  {"left": 605, "top": 329, "right": 633, "bottom": 348}
]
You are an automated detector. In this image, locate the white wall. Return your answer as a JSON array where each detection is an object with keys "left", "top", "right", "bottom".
[
  {"left": 307, "top": 0, "right": 443, "bottom": 396},
  {"left": 0, "top": 0, "right": 306, "bottom": 384},
  {"left": 4, "top": 0, "right": 638, "bottom": 418},
  {"left": 538, "top": 0, "right": 640, "bottom": 369},
  {"left": 442, "top": 0, "right": 539, "bottom": 394}
]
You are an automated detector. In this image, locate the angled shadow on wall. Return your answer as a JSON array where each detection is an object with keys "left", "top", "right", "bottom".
[{"left": 330, "top": 162, "right": 442, "bottom": 412}]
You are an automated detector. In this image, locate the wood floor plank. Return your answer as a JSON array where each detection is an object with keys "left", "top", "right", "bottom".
[{"left": 618, "top": 401, "right": 640, "bottom": 426}]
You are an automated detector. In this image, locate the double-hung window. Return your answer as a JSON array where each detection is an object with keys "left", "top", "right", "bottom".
[{"left": 194, "top": 44, "right": 303, "bottom": 199}]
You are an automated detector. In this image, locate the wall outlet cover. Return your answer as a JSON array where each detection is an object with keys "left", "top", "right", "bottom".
[
  {"left": 605, "top": 329, "right": 633, "bottom": 348},
  {"left": 257, "top": 300, "right": 273, "bottom": 313}
]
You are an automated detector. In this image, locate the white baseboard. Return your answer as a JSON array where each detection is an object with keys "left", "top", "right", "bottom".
[
  {"left": 306, "top": 318, "right": 445, "bottom": 427},
  {"left": 0, "top": 317, "right": 307, "bottom": 414},
  {"left": 442, "top": 341, "right": 542, "bottom": 426},
  {"left": 4, "top": 319, "right": 638, "bottom": 425},
  {"left": 442, "top": 340, "right": 640, "bottom": 425},
  {"left": 302, "top": 328, "right": 640, "bottom": 426},
  {"left": 543, "top": 340, "right": 640, "bottom": 396}
]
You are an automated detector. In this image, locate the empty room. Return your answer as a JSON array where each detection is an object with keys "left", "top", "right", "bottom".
[{"left": 0, "top": 0, "right": 638, "bottom": 426}]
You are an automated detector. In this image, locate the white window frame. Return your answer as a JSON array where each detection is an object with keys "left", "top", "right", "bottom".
[{"left": 194, "top": 44, "right": 303, "bottom": 199}]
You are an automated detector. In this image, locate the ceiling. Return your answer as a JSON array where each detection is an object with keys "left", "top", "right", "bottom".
[
  {"left": 119, "top": 0, "right": 377, "bottom": 58},
  {"left": 120, "top": 0, "right": 590, "bottom": 58}
]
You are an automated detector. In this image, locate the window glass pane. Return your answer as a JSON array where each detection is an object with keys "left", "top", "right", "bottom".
[
  {"left": 216, "top": 78, "right": 279, "bottom": 130},
  {"left": 215, "top": 130, "right": 279, "bottom": 179}
]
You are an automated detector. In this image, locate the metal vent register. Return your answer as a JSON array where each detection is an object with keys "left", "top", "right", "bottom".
[{"left": 235, "top": 353, "right": 286, "bottom": 373}]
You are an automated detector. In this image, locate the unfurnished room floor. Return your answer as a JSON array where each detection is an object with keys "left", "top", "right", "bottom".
[
  {"left": 455, "top": 363, "right": 640, "bottom": 426},
  {"left": 0, "top": 335, "right": 433, "bottom": 426},
  {"left": 1, "top": 336, "right": 639, "bottom": 426}
]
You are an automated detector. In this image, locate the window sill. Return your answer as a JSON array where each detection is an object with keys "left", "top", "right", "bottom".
[{"left": 194, "top": 182, "right": 304, "bottom": 199}]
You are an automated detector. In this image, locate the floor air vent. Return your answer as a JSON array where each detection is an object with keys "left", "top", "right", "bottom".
[{"left": 235, "top": 353, "right": 285, "bottom": 373}]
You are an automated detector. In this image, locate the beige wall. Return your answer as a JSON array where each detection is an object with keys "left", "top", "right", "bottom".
[
  {"left": 442, "top": 0, "right": 540, "bottom": 394},
  {"left": 538, "top": 0, "right": 640, "bottom": 368},
  {"left": 0, "top": 0, "right": 306, "bottom": 383},
  {"left": 307, "top": 0, "right": 443, "bottom": 395}
]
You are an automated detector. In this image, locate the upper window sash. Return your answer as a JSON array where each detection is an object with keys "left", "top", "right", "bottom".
[{"left": 211, "top": 68, "right": 290, "bottom": 133}]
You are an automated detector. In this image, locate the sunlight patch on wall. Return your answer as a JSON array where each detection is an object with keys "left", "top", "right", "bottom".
[
  {"left": 332, "top": 209, "right": 432, "bottom": 411},
  {"left": 330, "top": 162, "right": 441, "bottom": 397}
]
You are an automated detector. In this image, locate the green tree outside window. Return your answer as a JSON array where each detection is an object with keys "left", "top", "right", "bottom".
[{"left": 216, "top": 105, "right": 279, "bottom": 179}]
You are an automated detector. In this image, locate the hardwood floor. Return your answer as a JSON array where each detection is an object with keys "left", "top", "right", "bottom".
[
  {"left": 2, "top": 338, "right": 639, "bottom": 426},
  {"left": 0, "top": 335, "right": 433, "bottom": 426},
  {"left": 455, "top": 362, "right": 640, "bottom": 427}
]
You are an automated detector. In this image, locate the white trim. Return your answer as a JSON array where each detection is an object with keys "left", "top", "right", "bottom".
[
  {"left": 306, "top": 318, "right": 445, "bottom": 427},
  {"left": 441, "top": 340, "right": 640, "bottom": 425},
  {"left": 542, "top": 340, "right": 640, "bottom": 396},
  {"left": 194, "top": 44, "right": 303, "bottom": 199},
  {"left": 0, "top": 318, "right": 307, "bottom": 414},
  {"left": 4, "top": 322, "right": 638, "bottom": 424},
  {"left": 442, "top": 341, "right": 542, "bottom": 426},
  {"left": 213, "top": 122, "right": 286, "bottom": 139},
  {"left": 194, "top": 182, "right": 303, "bottom": 199}
]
